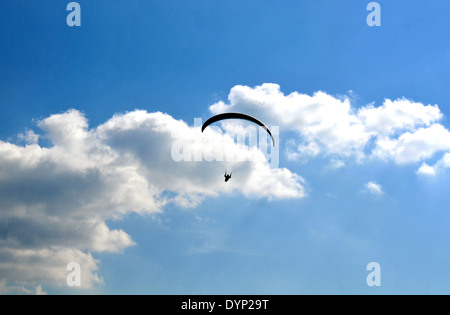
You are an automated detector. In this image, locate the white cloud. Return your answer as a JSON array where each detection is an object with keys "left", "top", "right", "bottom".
[
  {"left": 2, "top": 83, "right": 448, "bottom": 293},
  {"left": 329, "top": 159, "right": 346, "bottom": 169},
  {"left": 416, "top": 153, "right": 450, "bottom": 176},
  {"left": 210, "top": 84, "right": 371, "bottom": 158},
  {"left": 0, "top": 109, "right": 305, "bottom": 293},
  {"left": 0, "top": 247, "right": 103, "bottom": 291},
  {"left": 17, "top": 129, "right": 40, "bottom": 145},
  {"left": 372, "top": 124, "right": 450, "bottom": 164},
  {"left": 364, "top": 181, "right": 384, "bottom": 195},
  {"left": 0, "top": 280, "right": 47, "bottom": 295},
  {"left": 357, "top": 98, "right": 442, "bottom": 135},
  {"left": 286, "top": 139, "right": 320, "bottom": 161},
  {"left": 416, "top": 162, "right": 437, "bottom": 176},
  {"left": 209, "top": 83, "right": 450, "bottom": 169}
]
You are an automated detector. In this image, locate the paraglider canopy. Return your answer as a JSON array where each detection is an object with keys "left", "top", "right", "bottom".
[{"left": 201, "top": 112, "right": 276, "bottom": 147}]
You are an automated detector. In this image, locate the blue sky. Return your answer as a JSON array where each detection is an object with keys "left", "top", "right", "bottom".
[{"left": 0, "top": 1, "right": 449, "bottom": 294}]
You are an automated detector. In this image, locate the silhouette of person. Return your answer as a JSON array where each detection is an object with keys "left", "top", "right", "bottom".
[{"left": 224, "top": 172, "right": 232, "bottom": 182}]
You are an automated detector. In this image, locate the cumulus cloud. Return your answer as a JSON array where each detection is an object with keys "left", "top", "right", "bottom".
[
  {"left": 0, "top": 280, "right": 47, "bottom": 295},
  {"left": 0, "top": 109, "right": 305, "bottom": 293},
  {"left": 416, "top": 162, "right": 437, "bottom": 176},
  {"left": 286, "top": 139, "right": 320, "bottom": 161},
  {"left": 372, "top": 124, "right": 450, "bottom": 164},
  {"left": 210, "top": 83, "right": 450, "bottom": 169},
  {"left": 210, "top": 84, "right": 370, "bottom": 159},
  {"left": 416, "top": 153, "right": 450, "bottom": 176},
  {"left": 364, "top": 182, "right": 384, "bottom": 196},
  {"left": 2, "top": 83, "right": 448, "bottom": 293},
  {"left": 357, "top": 98, "right": 442, "bottom": 136}
]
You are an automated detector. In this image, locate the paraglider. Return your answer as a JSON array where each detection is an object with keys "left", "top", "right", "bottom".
[{"left": 202, "top": 113, "right": 275, "bottom": 183}]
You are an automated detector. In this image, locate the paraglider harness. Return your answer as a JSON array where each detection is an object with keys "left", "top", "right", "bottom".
[{"left": 224, "top": 172, "right": 232, "bottom": 182}]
